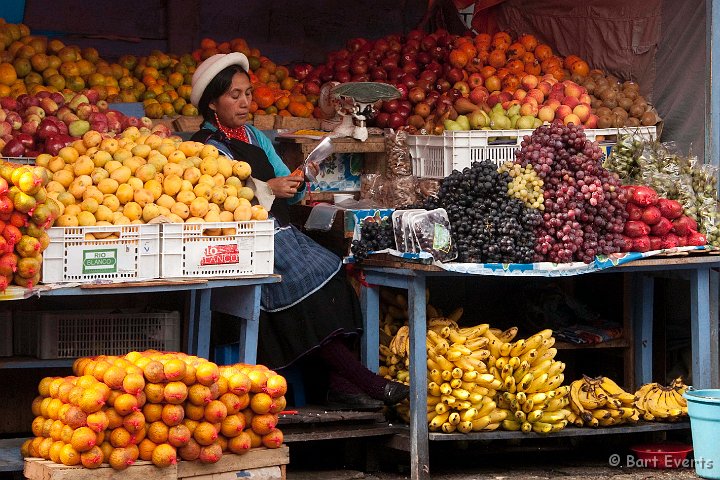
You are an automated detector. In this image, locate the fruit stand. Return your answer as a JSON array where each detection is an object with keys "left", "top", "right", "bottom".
[{"left": 357, "top": 253, "right": 720, "bottom": 480}]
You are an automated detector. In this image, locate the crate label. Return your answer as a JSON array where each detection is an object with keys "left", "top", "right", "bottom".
[
  {"left": 81, "top": 248, "right": 118, "bottom": 274},
  {"left": 191, "top": 240, "right": 252, "bottom": 269}
]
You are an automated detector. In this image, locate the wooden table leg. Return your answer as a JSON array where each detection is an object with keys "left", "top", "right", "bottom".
[
  {"left": 407, "top": 274, "right": 429, "bottom": 480},
  {"left": 632, "top": 272, "right": 654, "bottom": 385},
  {"left": 194, "top": 289, "right": 212, "bottom": 359},
  {"left": 361, "top": 283, "right": 380, "bottom": 373},
  {"left": 212, "top": 286, "right": 263, "bottom": 364},
  {"left": 690, "top": 267, "right": 720, "bottom": 388}
]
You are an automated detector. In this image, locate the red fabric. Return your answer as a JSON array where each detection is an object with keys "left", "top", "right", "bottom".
[{"left": 214, "top": 113, "right": 249, "bottom": 143}]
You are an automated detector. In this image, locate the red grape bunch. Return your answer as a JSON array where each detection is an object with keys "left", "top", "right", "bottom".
[{"left": 515, "top": 121, "right": 628, "bottom": 263}]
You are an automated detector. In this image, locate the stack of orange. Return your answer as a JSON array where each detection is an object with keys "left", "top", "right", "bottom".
[
  {"left": 192, "top": 37, "right": 307, "bottom": 119},
  {"left": 449, "top": 32, "right": 592, "bottom": 94}
]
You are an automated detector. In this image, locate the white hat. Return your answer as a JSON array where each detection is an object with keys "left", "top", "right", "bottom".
[{"left": 190, "top": 52, "right": 250, "bottom": 107}]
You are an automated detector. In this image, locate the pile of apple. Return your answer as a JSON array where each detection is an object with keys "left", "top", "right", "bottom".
[
  {"left": 620, "top": 185, "right": 706, "bottom": 252},
  {"left": 292, "top": 29, "right": 659, "bottom": 133},
  {"left": 0, "top": 89, "right": 163, "bottom": 158}
]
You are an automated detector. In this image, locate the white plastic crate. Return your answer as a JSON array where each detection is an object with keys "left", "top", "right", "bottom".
[
  {"left": 408, "top": 126, "right": 657, "bottom": 179},
  {"left": 13, "top": 309, "right": 180, "bottom": 359},
  {"left": 160, "top": 220, "right": 274, "bottom": 278},
  {"left": 42, "top": 224, "right": 160, "bottom": 283}
]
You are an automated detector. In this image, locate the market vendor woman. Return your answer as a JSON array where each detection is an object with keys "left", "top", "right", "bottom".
[{"left": 190, "top": 52, "right": 408, "bottom": 410}]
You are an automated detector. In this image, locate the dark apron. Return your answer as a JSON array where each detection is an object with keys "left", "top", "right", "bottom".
[{"left": 191, "top": 128, "right": 342, "bottom": 311}]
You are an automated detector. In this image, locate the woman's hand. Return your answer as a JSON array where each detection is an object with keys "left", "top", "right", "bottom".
[{"left": 267, "top": 175, "right": 305, "bottom": 198}]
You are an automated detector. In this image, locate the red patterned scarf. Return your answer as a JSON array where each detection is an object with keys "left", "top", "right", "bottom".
[{"left": 214, "top": 113, "right": 249, "bottom": 143}]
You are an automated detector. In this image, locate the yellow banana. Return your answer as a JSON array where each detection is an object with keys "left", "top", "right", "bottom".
[
  {"left": 599, "top": 376, "right": 636, "bottom": 404},
  {"left": 428, "top": 382, "right": 442, "bottom": 396},
  {"left": 475, "top": 398, "right": 495, "bottom": 417},
  {"left": 440, "top": 369, "right": 453, "bottom": 382},
  {"left": 521, "top": 398, "right": 535, "bottom": 413},
  {"left": 435, "top": 402, "right": 449, "bottom": 415},
  {"left": 530, "top": 359, "right": 553, "bottom": 377},
  {"left": 449, "top": 344, "right": 473, "bottom": 356},
  {"left": 533, "top": 344, "right": 557, "bottom": 365},
  {"left": 462, "top": 370, "right": 479, "bottom": 382},
  {"left": 499, "top": 342, "right": 513, "bottom": 357},
  {"left": 451, "top": 367, "right": 464, "bottom": 379},
  {"left": 545, "top": 374, "right": 564, "bottom": 391},
  {"left": 527, "top": 373, "right": 550, "bottom": 393},
  {"left": 450, "top": 378, "right": 462, "bottom": 389},
  {"left": 452, "top": 388, "right": 470, "bottom": 401},
  {"left": 490, "top": 409, "right": 509, "bottom": 423},
  {"left": 591, "top": 409, "right": 612, "bottom": 420},
  {"left": 503, "top": 419, "right": 522, "bottom": 431},
  {"left": 514, "top": 410, "right": 527, "bottom": 423},
  {"left": 468, "top": 350, "right": 490, "bottom": 361},
  {"left": 504, "top": 375, "right": 517, "bottom": 393},
  {"left": 427, "top": 395, "right": 442, "bottom": 406},
  {"left": 429, "top": 369, "right": 443, "bottom": 385},
  {"left": 531, "top": 421, "right": 554, "bottom": 434},
  {"left": 482, "top": 421, "right": 501, "bottom": 431},
  {"left": 513, "top": 361, "right": 531, "bottom": 383},
  {"left": 456, "top": 420, "right": 472, "bottom": 433},
  {"left": 521, "top": 334, "right": 545, "bottom": 354},
  {"left": 429, "top": 411, "right": 450, "bottom": 428},
  {"left": 448, "top": 411, "right": 461, "bottom": 425},
  {"left": 448, "top": 329, "right": 467, "bottom": 344},
  {"left": 521, "top": 421, "right": 533, "bottom": 433},
  {"left": 598, "top": 417, "right": 616, "bottom": 427},
  {"left": 547, "top": 361, "right": 565, "bottom": 377},
  {"left": 455, "top": 400, "right": 472, "bottom": 411},
  {"left": 498, "top": 327, "right": 519, "bottom": 343},
  {"left": 518, "top": 372, "right": 536, "bottom": 392},
  {"left": 515, "top": 391, "right": 527, "bottom": 405},
  {"left": 540, "top": 410, "right": 568, "bottom": 423},
  {"left": 459, "top": 323, "right": 489, "bottom": 339},
  {"left": 465, "top": 337, "right": 489, "bottom": 350},
  {"left": 502, "top": 363, "right": 514, "bottom": 381},
  {"left": 546, "top": 397, "right": 567, "bottom": 411},
  {"left": 509, "top": 340, "right": 526, "bottom": 358},
  {"left": 526, "top": 409, "right": 543, "bottom": 423},
  {"left": 441, "top": 422, "right": 456, "bottom": 433},
  {"left": 471, "top": 415, "right": 491, "bottom": 431},
  {"left": 520, "top": 348, "right": 538, "bottom": 365}
]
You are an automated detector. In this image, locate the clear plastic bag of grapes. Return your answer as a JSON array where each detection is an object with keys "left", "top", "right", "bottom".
[
  {"left": 410, "top": 208, "right": 458, "bottom": 262},
  {"left": 392, "top": 210, "right": 407, "bottom": 251},
  {"left": 401, "top": 209, "right": 426, "bottom": 253},
  {"left": 605, "top": 133, "right": 643, "bottom": 180}
]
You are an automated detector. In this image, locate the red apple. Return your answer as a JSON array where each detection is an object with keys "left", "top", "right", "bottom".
[
  {"left": 6, "top": 111, "right": 21, "bottom": 130},
  {"left": 521, "top": 74, "right": 539, "bottom": 91},
  {"left": 513, "top": 89, "right": 527, "bottom": 101},
  {"left": 40, "top": 98, "right": 59, "bottom": 116},
  {"left": 544, "top": 99, "right": 561, "bottom": 111},
  {"left": 0, "top": 98, "right": 17, "bottom": 111},
  {"left": 579, "top": 93, "right": 592, "bottom": 105},
  {"left": 20, "top": 119, "right": 39, "bottom": 136},
  {"left": 468, "top": 73, "right": 484, "bottom": 89},
  {"left": 400, "top": 73, "right": 417, "bottom": 89},
  {"left": 1, "top": 138, "right": 25, "bottom": 157},
  {"left": 525, "top": 89, "right": 544, "bottom": 104},
  {"left": 555, "top": 105, "right": 573, "bottom": 120},
  {"left": 370, "top": 67, "right": 387, "bottom": 81},
  {"left": 453, "top": 81, "right": 470, "bottom": 96},
  {"left": 548, "top": 91, "right": 565, "bottom": 102},
  {"left": 408, "top": 87, "right": 426, "bottom": 103},
  {"left": 542, "top": 74, "right": 558, "bottom": 85},
  {"left": 84, "top": 89, "right": 100, "bottom": 104},
  {"left": 24, "top": 105, "right": 45, "bottom": 120},
  {"left": 562, "top": 96, "right": 580, "bottom": 109},
  {"left": 469, "top": 86, "right": 489, "bottom": 105},
  {"left": 382, "top": 99, "right": 399, "bottom": 113},
  {"left": 563, "top": 113, "right": 581, "bottom": 126},
  {"left": 538, "top": 106, "right": 555, "bottom": 122},
  {"left": 563, "top": 81, "right": 583, "bottom": 99},
  {"left": 573, "top": 104, "right": 591, "bottom": 122},
  {"left": 0, "top": 121, "right": 11, "bottom": 138},
  {"left": 584, "top": 113, "right": 599, "bottom": 129},
  {"left": 388, "top": 112, "right": 405, "bottom": 130},
  {"left": 520, "top": 102, "right": 539, "bottom": 117},
  {"left": 446, "top": 67, "right": 464, "bottom": 84},
  {"left": 537, "top": 81, "right": 552, "bottom": 96},
  {"left": 395, "top": 83, "right": 409, "bottom": 99},
  {"left": 501, "top": 99, "right": 520, "bottom": 110}
]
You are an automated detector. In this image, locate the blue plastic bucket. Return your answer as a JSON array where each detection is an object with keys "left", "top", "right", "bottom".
[{"left": 685, "top": 389, "right": 720, "bottom": 478}]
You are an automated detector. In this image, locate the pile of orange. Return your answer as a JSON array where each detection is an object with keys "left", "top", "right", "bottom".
[{"left": 449, "top": 32, "right": 593, "bottom": 94}]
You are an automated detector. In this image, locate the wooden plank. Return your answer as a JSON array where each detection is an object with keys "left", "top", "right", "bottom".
[
  {"left": 252, "top": 115, "right": 277, "bottom": 131},
  {"left": 24, "top": 458, "right": 177, "bottom": 480},
  {"left": 272, "top": 116, "right": 321, "bottom": 131},
  {"left": 182, "top": 465, "right": 282, "bottom": 480},
  {"left": 176, "top": 447, "right": 289, "bottom": 479},
  {"left": 80, "top": 279, "right": 209, "bottom": 289},
  {"left": 283, "top": 424, "right": 400, "bottom": 442}
]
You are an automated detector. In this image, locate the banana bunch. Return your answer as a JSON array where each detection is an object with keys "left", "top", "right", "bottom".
[
  {"left": 426, "top": 318, "right": 506, "bottom": 433},
  {"left": 379, "top": 288, "right": 410, "bottom": 339},
  {"left": 488, "top": 328, "right": 570, "bottom": 433},
  {"left": 568, "top": 375, "right": 639, "bottom": 427},
  {"left": 634, "top": 377, "right": 688, "bottom": 422}
]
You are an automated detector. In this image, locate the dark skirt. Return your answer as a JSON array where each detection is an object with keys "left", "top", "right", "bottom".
[{"left": 256, "top": 269, "right": 363, "bottom": 370}]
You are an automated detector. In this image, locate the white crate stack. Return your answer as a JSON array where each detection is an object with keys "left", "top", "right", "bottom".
[{"left": 408, "top": 126, "right": 657, "bottom": 179}]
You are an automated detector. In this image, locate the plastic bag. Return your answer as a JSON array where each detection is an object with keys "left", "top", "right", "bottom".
[
  {"left": 360, "top": 173, "right": 387, "bottom": 206},
  {"left": 410, "top": 208, "right": 458, "bottom": 262},
  {"left": 384, "top": 175, "right": 417, "bottom": 208},
  {"left": 400, "top": 209, "right": 425, "bottom": 253},
  {"left": 385, "top": 128, "right": 413, "bottom": 177}
]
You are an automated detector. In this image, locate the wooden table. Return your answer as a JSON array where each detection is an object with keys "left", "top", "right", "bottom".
[{"left": 357, "top": 255, "right": 719, "bottom": 480}]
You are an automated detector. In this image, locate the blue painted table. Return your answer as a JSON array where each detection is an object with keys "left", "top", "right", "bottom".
[
  {"left": 27, "top": 275, "right": 281, "bottom": 365},
  {"left": 358, "top": 256, "right": 719, "bottom": 480}
]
